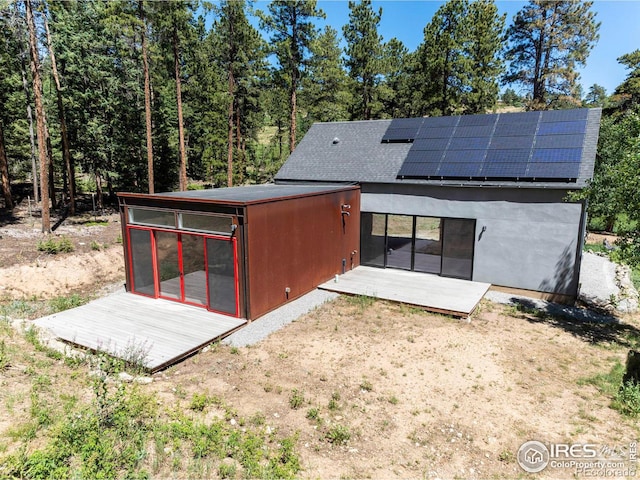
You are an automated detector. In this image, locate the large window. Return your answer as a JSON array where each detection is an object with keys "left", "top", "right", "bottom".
[{"left": 361, "top": 213, "right": 475, "bottom": 280}]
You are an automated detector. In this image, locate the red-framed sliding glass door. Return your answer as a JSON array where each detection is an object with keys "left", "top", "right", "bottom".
[{"left": 127, "top": 226, "right": 239, "bottom": 317}]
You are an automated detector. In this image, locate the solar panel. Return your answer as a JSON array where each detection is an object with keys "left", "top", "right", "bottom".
[
  {"left": 397, "top": 162, "right": 440, "bottom": 177},
  {"left": 381, "top": 118, "right": 424, "bottom": 143},
  {"left": 455, "top": 125, "right": 495, "bottom": 138},
  {"left": 485, "top": 149, "right": 531, "bottom": 163},
  {"left": 481, "top": 162, "right": 528, "bottom": 177},
  {"left": 494, "top": 122, "right": 538, "bottom": 136},
  {"left": 531, "top": 148, "right": 582, "bottom": 163},
  {"left": 448, "top": 137, "right": 491, "bottom": 150},
  {"left": 417, "top": 126, "right": 456, "bottom": 139},
  {"left": 438, "top": 162, "right": 483, "bottom": 177},
  {"left": 395, "top": 109, "right": 589, "bottom": 182},
  {"left": 527, "top": 162, "right": 580, "bottom": 178},
  {"left": 535, "top": 135, "right": 584, "bottom": 149},
  {"left": 537, "top": 120, "right": 587, "bottom": 136},
  {"left": 539, "top": 108, "right": 589, "bottom": 122},
  {"left": 489, "top": 135, "right": 535, "bottom": 150},
  {"left": 458, "top": 114, "right": 498, "bottom": 126},
  {"left": 404, "top": 149, "right": 444, "bottom": 163},
  {"left": 443, "top": 150, "right": 486, "bottom": 163},
  {"left": 412, "top": 138, "right": 451, "bottom": 151}
]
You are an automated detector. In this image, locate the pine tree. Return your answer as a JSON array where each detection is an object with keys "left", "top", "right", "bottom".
[
  {"left": 503, "top": 0, "right": 600, "bottom": 110},
  {"left": 414, "top": 0, "right": 469, "bottom": 116},
  {"left": 464, "top": 0, "right": 505, "bottom": 114},
  {"left": 343, "top": 0, "right": 385, "bottom": 120},
  {"left": 42, "top": 0, "right": 75, "bottom": 213},
  {"left": 303, "top": 26, "right": 350, "bottom": 124},
  {"left": 614, "top": 50, "right": 640, "bottom": 108},
  {"left": 380, "top": 37, "right": 411, "bottom": 118},
  {"left": 25, "top": 0, "right": 51, "bottom": 232},
  {"left": 258, "top": 0, "right": 324, "bottom": 152}
]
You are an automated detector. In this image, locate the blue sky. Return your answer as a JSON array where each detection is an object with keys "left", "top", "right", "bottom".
[{"left": 250, "top": 0, "right": 640, "bottom": 97}]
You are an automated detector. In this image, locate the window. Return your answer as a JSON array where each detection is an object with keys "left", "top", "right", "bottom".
[
  {"left": 179, "top": 213, "right": 233, "bottom": 235},
  {"left": 129, "top": 208, "right": 175, "bottom": 228}
]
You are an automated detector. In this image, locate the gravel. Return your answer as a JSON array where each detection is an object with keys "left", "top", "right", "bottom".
[{"left": 223, "top": 289, "right": 339, "bottom": 347}]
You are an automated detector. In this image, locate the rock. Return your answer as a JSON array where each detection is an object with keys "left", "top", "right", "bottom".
[
  {"left": 118, "top": 372, "right": 134, "bottom": 382},
  {"left": 134, "top": 376, "right": 153, "bottom": 385}
]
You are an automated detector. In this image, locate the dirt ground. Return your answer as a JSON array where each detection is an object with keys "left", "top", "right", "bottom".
[{"left": 1, "top": 199, "right": 639, "bottom": 479}]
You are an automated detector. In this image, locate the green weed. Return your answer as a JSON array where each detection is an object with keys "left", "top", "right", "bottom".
[
  {"left": 37, "top": 236, "right": 74, "bottom": 254},
  {"left": 325, "top": 424, "right": 350, "bottom": 445},
  {"left": 288, "top": 389, "right": 304, "bottom": 410},
  {"left": 49, "top": 294, "right": 88, "bottom": 313},
  {"left": 613, "top": 382, "right": 640, "bottom": 417}
]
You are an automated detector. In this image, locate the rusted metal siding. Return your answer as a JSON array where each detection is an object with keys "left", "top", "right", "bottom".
[{"left": 245, "top": 186, "right": 360, "bottom": 319}]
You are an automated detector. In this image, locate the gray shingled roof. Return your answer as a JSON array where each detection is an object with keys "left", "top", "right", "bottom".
[{"left": 275, "top": 109, "right": 601, "bottom": 189}]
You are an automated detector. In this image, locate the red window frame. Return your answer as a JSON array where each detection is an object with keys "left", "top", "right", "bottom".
[{"left": 126, "top": 225, "right": 240, "bottom": 317}]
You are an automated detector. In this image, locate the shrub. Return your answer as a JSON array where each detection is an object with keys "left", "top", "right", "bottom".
[
  {"left": 37, "top": 237, "right": 74, "bottom": 254},
  {"left": 288, "top": 389, "right": 304, "bottom": 410},
  {"left": 325, "top": 424, "right": 350, "bottom": 445},
  {"left": 50, "top": 294, "right": 88, "bottom": 313},
  {"left": 614, "top": 381, "right": 640, "bottom": 417}
]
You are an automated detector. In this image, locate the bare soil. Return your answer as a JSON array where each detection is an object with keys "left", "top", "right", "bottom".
[{"left": 1, "top": 199, "right": 639, "bottom": 479}]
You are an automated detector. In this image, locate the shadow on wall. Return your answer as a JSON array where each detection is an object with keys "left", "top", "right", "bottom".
[
  {"left": 508, "top": 297, "right": 640, "bottom": 348},
  {"left": 538, "top": 245, "right": 576, "bottom": 298}
]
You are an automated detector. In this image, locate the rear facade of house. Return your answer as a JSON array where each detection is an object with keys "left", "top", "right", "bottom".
[
  {"left": 275, "top": 108, "right": 601, "bottom": 302},
  {"left": 118, "top": 108, "right": 601, "bottom": 319}
]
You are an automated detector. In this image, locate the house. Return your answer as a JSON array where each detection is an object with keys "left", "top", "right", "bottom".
[
  {"left": 118, "top": 108, "right": 601, "bottom": 321},
  {"left": 275, "top": 108, "right": 601, "bottom": 303}
]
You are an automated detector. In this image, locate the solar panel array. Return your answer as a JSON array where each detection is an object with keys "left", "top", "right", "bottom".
[{"left": 392, "top": 109, "right": 589, "bottom": 182}]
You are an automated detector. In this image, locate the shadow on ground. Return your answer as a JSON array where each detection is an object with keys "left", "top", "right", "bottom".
[{"left": 510, "top": 297, "right": 640, "bottom": 349}]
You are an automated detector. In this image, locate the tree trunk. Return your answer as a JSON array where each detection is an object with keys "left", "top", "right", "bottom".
[
  {"left": 43, "top": 7, "right": 74, "bottom": 214},
  {"left": 173, "top": 26, "right": 187, "bottom": 191},
  {"left": 0, "top": 121, "right": 14, "bottom": 210},
  {"left": 20, "top": 54, "right": 39, "bottom": 204},
  {"left": 45, "top": 122, "right": 57, "bottom": 210},
  {"left": 236, "top": 103, "right": 244, "bottom": 183},
  {"left": 95, "top": 169, "right": 103, "bottom": 210},
  {"left": 289, "top": 79, "right": 297, "bottom": 153},
  {"left": 26, "top": 0, "right": 51, "bottom": 232},
  {"left": 139, "top": 0, "right": 154, "bottom": 194},
  {"left": 227, "top": 69, "right": 235, "bottom": 187}
]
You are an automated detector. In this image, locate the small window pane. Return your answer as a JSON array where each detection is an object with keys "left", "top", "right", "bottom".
[
  {"left": 129, "top": 208, "right": 175, "bottom": 227},
  {"left": 129, "top": 229, "right": 155, "bottom": 296},
  {"left": 180, "top": 213, "right": 233, "bottom": 234},
  {"left": 207, "top": 238, "right": 237, "bottom": 315},
  {"left": 360, "top": 213, "right": 386, "bottom": 267},
  {"left": 414, "top": 217, "right": 441, "bottom": 274},
  {"left": 386, "top": 215, "right": 413, "bottom": 270}
]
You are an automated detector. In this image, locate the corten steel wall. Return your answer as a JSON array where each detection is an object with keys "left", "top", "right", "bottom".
[
  {"left": 245, "top": 187, "right": 361, "bottom": 319},
  {"left": 361, "top": 183, "right": 585, "bottom": 298}
]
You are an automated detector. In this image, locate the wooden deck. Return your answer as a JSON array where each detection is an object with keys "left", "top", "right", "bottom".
[
  {"left": 34, "top": 291, "right": 246, "bottom": 372},
  {"left": 319, "top": 266, "right": 491, "bottom": 317}
]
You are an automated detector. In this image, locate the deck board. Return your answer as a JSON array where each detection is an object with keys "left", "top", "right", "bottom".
[
  {"left": 319, "top": 266, "right": 490, "bottom": 317},
  {"left": 34, "top": 291, "right": 246, "bottom": 371}
]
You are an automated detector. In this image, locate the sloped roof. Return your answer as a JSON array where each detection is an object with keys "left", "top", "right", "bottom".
[{"left": 275, "top": 108, "right": 601, "bottom": 189}]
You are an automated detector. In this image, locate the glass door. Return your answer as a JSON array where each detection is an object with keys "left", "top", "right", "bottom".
[
  {"left": 206, "top": 238, "right": 238, "bottom": 315},
  {"left": 441, "top": 218, "right": 476, "bottom": 280}
]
